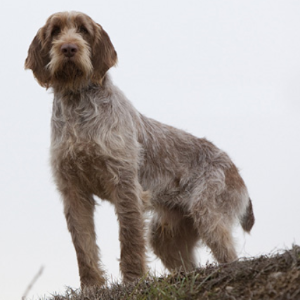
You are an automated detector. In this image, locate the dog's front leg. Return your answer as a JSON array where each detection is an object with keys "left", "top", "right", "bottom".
[
  {"left": 62, "top": 188, "right": 106, "bottom": 288},
  {"left": 112, "top": 177, "right": 147, "bottom": 283}
]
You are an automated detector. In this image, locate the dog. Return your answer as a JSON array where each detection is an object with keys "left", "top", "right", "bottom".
[{"left": 25, "top": 11, "right": 254, "bottom": 288}]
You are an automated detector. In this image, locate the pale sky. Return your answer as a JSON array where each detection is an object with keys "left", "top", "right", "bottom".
[{"left": 1, "top": 1, "right": 300, "bottom": 299}]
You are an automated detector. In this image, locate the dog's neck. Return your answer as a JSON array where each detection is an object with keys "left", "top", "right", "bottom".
[
  {"left": 50, "top": 72, "right": 120, "bottom": 145},
  {"left": 52, "top": 73, "right": 112, "bottom": 104},
  {"left": 51, "top": 73, "right": 116, "bottom": 125}
]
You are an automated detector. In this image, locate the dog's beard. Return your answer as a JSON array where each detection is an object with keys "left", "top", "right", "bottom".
[
  {"left": 48, "top": 54, "right": 93, "bottom": 91},
  {"left": 53, "top": 60, "right": 85, "bottom": 82}
]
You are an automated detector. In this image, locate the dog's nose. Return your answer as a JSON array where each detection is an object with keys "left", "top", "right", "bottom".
[{"left": 61, "top": 44, "right": 78, "bottom": 58}]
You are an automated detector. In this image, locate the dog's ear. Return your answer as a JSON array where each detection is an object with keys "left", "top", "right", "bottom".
[
  {"left": 92, "top": 24, "right": 117, "bottom": 83},
  {"left": 25, "top": 29, "right": 51, "bottom": 88}
]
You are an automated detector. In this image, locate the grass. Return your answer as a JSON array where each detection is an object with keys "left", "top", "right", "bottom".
[{"left": 42, "top": 245, "right": 300, "bottom": 300}]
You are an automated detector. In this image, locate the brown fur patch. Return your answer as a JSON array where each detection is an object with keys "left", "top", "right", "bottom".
[{"left": 225, "top": 164, "right": 246, "bottom": 191}]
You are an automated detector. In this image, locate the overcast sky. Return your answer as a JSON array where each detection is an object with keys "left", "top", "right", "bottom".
[{"left": 1, "top": 1, "right": 300, "bottom": 299}]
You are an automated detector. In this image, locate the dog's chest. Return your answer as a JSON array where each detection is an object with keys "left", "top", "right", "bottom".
[
  {"left": 54, "top": 134, "right": 104, "bottom": 183},
  {"left": 51, "top": 106, "right": 110, "bottom": 196}
]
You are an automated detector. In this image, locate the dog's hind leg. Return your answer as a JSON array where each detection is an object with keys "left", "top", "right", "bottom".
[
  {"left": 189, "top": 188, "right": 238, "bottom": 264},
  {"left": 149, "top": 209, "right": 199, "bottom": 271}
]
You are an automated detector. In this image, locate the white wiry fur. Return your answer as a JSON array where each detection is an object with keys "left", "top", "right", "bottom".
[{"left": 25, "top": 11, "right": 255, "bottom": 288}]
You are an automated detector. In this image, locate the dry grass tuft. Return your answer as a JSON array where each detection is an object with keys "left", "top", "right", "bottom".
[{"left": 44, "top": 245, "right": 300, "bottom": 300}]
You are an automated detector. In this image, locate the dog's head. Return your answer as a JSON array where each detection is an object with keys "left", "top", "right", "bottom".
[{"left": 25, "top": 12, "right": 117, "bottom": 91}]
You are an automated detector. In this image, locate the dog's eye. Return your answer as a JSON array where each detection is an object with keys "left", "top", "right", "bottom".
[
  {"left": 79, "top": 25, "right": 89, "bottom": 34},
  {"left": 51, "top": 26, "right": 61, "bottom": 37}
]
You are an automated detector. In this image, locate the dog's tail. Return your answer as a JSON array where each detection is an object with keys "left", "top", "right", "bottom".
[{"left": 240, "top": 198, "right": 255, "bottom": 233}]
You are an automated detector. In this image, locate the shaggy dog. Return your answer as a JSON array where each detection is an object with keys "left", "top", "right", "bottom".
[{"left": 25, "top": 11, "right": 254, "bottom": 288}]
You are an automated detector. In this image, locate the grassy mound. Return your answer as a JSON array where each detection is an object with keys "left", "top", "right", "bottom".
[{"left": 48, "top": 245, "right": 300, "bottom": 300}]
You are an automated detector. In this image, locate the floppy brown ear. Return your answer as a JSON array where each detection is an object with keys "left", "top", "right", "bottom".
[
  {"left": 25, "top": 31, "right": 51, "bottom": 88},
  {"left": 92, "top": 24, "right": 117, "bottom": 83}
]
